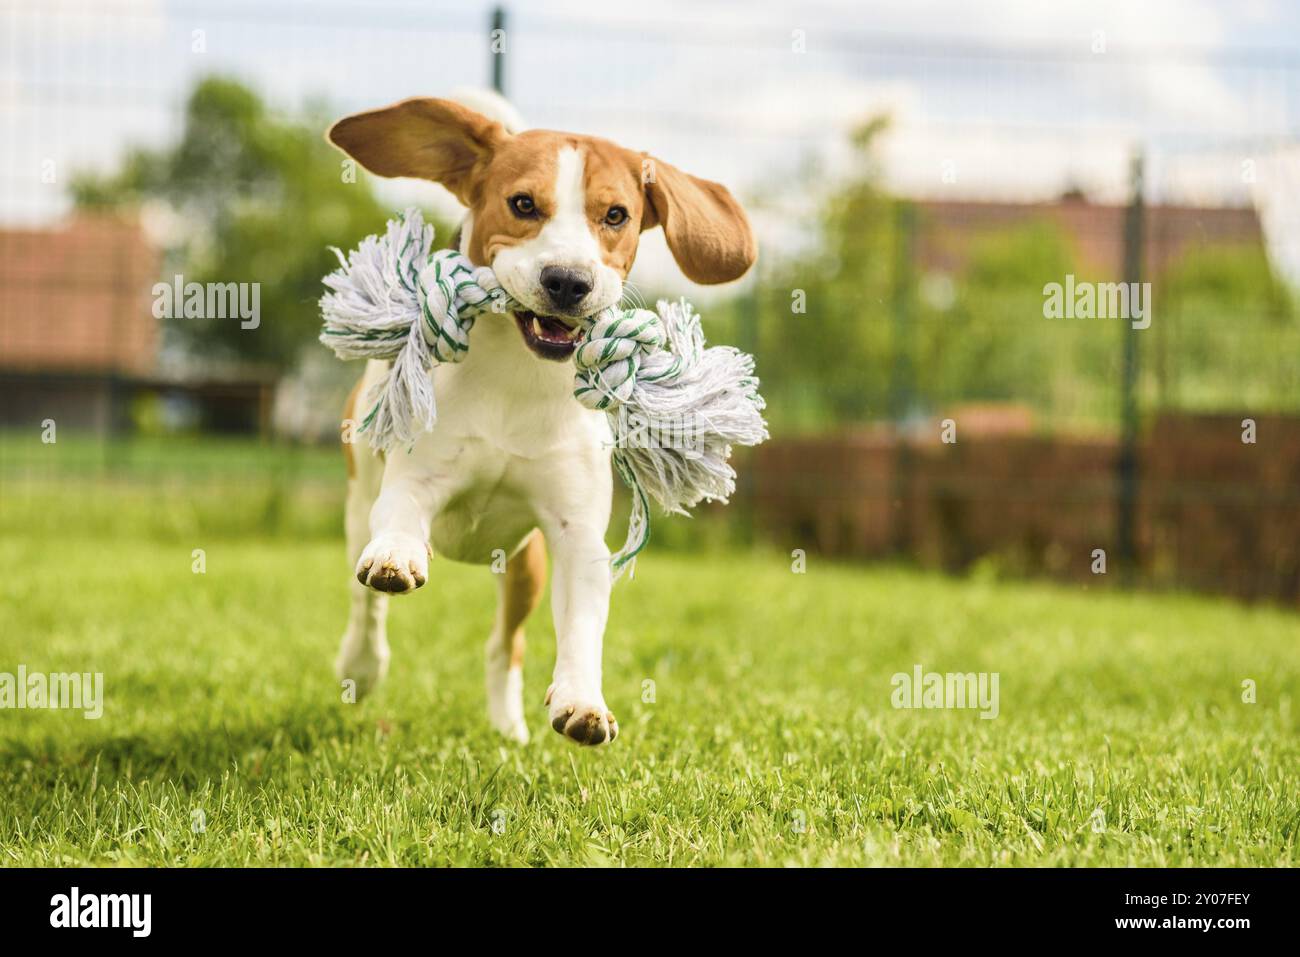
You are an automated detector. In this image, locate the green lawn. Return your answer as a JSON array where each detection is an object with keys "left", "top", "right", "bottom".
[
  {"left": 1, "top": 434, "right": 1296, "bottom": 866},
  {"left": 2, "top": 511, "right": 1297, "bottom": 865}
]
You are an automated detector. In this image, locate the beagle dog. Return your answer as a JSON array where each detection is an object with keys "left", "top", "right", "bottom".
[{"left": 328, "top": 94, "right": 755, "bottom": 745}]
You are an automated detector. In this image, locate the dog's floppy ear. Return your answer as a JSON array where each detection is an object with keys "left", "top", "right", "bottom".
[
  {"left": 327, "top": 97, "right": 508, "bottom": 205},
  {"left": 640, "top": 156, "right": 757, "bottom": 284}
]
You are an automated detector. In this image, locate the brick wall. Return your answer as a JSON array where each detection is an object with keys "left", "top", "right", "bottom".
[{"left": 754, "top": 414, "right": 1300, "bottom": 604}]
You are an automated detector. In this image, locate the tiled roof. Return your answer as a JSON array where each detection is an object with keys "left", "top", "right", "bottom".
[
  {"left": 0, "top": 216, "right": 160, "bottom": 374},
  {"left": 914, "top": 198, "right": 1263, "bottom": 277}
]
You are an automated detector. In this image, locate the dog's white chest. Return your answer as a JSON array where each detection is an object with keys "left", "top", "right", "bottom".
[{"left": 404, "top": 314, "right": 611, "bottom": 562}]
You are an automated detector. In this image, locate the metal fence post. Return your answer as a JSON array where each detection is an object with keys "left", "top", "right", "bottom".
[
  {"left": 490, "top": 7, "right": 506, "bottom": 95},
  {"left": 1117, "top": 151, "right": 1145, "bottom": 585},
  {"left": 889, "top": 200, "right": 917, "bottom": 555},
  {"left": 734, "top": 266, "right": 761, "bottom": 548}
]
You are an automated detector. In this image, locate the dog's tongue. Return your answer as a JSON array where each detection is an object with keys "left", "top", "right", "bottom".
[
  {"left": 530, "top": 313, "right": 582, "bottom": 344},
  {"left": 537, "top": 315, "right": 573, "bottom": 336}
]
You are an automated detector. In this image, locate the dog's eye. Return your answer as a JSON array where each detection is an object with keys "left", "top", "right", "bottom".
[
  {"left": 509, "top": 194, "right": 537, "bottom": 218},
  {"left": 604, "top": 205, "right": 629, "bottom": 227}
]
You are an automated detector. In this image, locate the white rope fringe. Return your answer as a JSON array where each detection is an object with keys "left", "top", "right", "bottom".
[{"left": 320, "top": 208, "right": 768, "bottom": 576}]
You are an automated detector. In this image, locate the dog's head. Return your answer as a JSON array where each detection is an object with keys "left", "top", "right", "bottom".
[{"left": 328, "top": 97, "right": 756, "bottom": 361}]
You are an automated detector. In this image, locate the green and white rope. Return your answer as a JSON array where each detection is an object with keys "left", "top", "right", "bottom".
[{"left": 320, "top": 207, "right": 768, "bottom": 576}]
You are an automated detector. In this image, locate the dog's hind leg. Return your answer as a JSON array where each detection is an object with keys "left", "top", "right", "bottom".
[
  {"left": 486, "top": 529, "right": 546, "bottom": 743},
  {"left": 335, "top": 369, "right": 391, "bottom": 698}
]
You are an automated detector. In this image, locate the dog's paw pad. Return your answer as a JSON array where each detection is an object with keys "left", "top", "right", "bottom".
[
  {"left": 356, "top": 536, "right": 428, "bottom": 594},
  {"left": 546, "top": 686, "right": 617, "bottom": 746}
]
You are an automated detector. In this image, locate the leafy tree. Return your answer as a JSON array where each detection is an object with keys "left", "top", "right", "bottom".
[
  {"left": 1156, "top": 243, "right": 1298, "bottom": 411},
  {"left": 737, "top": 112, "right": 1300, "bottom": 431},
  {"left": 740, "top": 115, "right": 898, "bottom": 431},
  {"left": 920, "top": 220, "right": 1086, "bottom": 419},
  {"left": 73, "top": 77, "right": 435, "bottom": 372}
]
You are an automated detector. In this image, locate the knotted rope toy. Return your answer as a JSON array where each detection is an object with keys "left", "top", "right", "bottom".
[{"left": 320, "top": 208, "right": 768, "bottom": 576}]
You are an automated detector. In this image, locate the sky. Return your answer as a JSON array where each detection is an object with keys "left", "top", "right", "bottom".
[{"left": 5, "top": 0, "right": 1300, "bottom": 289}]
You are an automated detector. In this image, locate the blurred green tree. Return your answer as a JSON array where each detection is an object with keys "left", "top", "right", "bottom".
[
  {"left": 749, "top": 115, "right": 897, "bottom": 431},
  {"left": 922, "top": 220, "right": 1090, "bottom": 422},
  {"left": 1156, "top": 244, "right": 1297, "bottom": 411},
  {"left": 739, "top": 116, "right": 1076, "bottom": 431},
  {"left": 73, "top": 76, "right": 432, "bottom": 372},
  {"left": 737, "top": 113, "right": 1300, "bottom": 433}
]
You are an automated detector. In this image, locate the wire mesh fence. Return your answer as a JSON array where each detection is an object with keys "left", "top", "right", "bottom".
[{"left": 3, "top": 0, "right": 1299, "bottom": 597}]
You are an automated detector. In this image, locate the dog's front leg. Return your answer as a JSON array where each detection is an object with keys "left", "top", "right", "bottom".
[
  {"left": 356, "top": 454, "right": 441, "bottom": 594},
  {"left": 542, "top": 515, "right": 617, "bottom": 745}
]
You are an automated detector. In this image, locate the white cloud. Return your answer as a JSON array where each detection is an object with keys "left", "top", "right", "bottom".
[{"left": 4, "top": 0, "right": 1295, "bottom": 264}]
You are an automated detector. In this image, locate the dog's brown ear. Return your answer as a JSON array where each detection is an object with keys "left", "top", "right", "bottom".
[
  {"left": 640, "top": 156, "right": 756, "bottom": 284},
  {"left": 327, "top": 98, "right": 508, "bottom": 205}
]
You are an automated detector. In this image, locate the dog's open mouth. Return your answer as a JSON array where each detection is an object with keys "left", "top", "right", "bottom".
[{"left": 514, "top": 310, "right": 583, "bottom": 361}]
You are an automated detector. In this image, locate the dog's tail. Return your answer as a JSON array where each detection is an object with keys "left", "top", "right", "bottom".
[{"left": 447, "top": 88, "right": 526, "bottom": 133}]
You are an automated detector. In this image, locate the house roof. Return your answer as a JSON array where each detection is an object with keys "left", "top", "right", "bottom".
[
  {"left": 0, "top": 215, "right": 160, "bottom": 375},
  {"left": 913, "top": 197, "right": 1264, "bottom": 278}
]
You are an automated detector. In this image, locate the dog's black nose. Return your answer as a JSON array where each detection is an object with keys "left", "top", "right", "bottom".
[{"left": 540, "top": 266, "right": 593, "bottom": 312}]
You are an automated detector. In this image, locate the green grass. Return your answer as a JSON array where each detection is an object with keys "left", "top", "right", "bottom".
[
  {"left": 1, "top": 434, "right": 1297, "bottom": 865},
  {"left": 2, "top": 516, "right": 1297, "bottom": 865}
]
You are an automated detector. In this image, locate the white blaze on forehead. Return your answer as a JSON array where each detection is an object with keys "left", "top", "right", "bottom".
[
  {"left": 539, "top": 145, "right": 600, "bottom": 260},
  {"left": 556, "top": 146, "right": 585, "bottom": 210}
]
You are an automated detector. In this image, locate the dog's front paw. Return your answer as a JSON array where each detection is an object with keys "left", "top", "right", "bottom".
[
  {"left": 545, "top": 683, "right": 618, "bottom": 746},
  {"left": 356, "top": 535, "right": 430, "bottom": 593}
]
